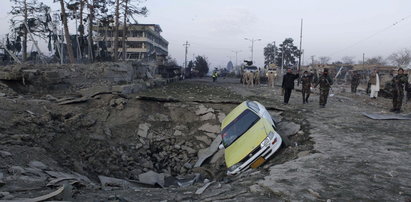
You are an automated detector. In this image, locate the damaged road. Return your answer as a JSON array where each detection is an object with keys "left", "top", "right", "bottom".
[{"left": 0, "top": 71, "right": 410, "bottom": 201}]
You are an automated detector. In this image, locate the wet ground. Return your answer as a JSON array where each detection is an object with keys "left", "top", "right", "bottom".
[{"left": 0, "top": 76, "right": 410, "bottom": 201}]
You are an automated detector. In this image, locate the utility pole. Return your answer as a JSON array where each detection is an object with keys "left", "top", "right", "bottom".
[
  {"left": 363, "top": 53, "right": 365, "bottom": 68},
  {"left": 232, "top": 50, "right": 241, "bottom": 68},
  {"left": 244, "top": 38, "right": 261, "bottom": 63},
  {"left": 297, "top": 18, "right": 303, "bottom": 86},
  {"left": 311, "top": 55, "right": 315, "bottom": 66},
  {"left": 183, "top": 41, "right": 190, "bottom": 69}
]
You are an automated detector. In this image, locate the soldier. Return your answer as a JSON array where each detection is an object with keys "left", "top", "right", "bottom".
[
  {"left": 266, "top": 69, "right": 277, "bottom": 88},
  {"left": 301, "top": 71, "right": 312, "bottom": 104},
  {"left": 314, "top": 68, "right": 333, "bottom": 108},
  {"left": 254, "top": 68, "right": 261, "bottom": 86},
  {"left": 351, "top": 71, "right": 361, "bottom": 93},
  {"left": 281, "top": 68, "right": 299, "bottom": 104},
  {"left": 390, "top": 68, "right": 408, "bottom": 113}
]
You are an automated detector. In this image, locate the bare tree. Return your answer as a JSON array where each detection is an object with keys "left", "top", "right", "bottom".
[
  {"left": 388, "top": 49, "right": 411, "bottom": 68},
  {"left": 9, "top": 0, "right": 51, "bottom": 61},
  {"left": 112, "top": 0, "right": 120, "bottom": 61},
  {"left": 365, "top": 56, "right": 386, "bottom": 65},
  {"left": 58, "top": 0, "right": 76, "bottom": 63},
  {"left": 319, "top": 56, "right": 331, "bottom": 65},
  {"left": 341, "top": 56, "right": 355, "bottom": 65}
]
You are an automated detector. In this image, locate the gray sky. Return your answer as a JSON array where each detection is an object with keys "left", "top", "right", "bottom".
[{"left": 1, "top": 0, "right": 411, "bottom": 67}]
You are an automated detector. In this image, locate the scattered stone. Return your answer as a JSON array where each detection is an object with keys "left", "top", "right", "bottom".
[
  {"left": 0, "top": 150, "right": 12, "bottom": 158},
  {"left": 194, "top": 135, "right": 222, "bottom": 167},
  {"left": 195, "top": 181, "right": 214, "bottom": 195},
  {"left": 277, "top": 121, "right": 301, "bottom": 137},
  {"left": 0, "top": 93, "right": 5, "bottom": 97},
  {"left": 29, "top": 161, "right": 48, "bottom": 170},
  {"left": 181, "top": 145, "right": 196, "bottom": 154},
  {"left": 109, "top": 98, "right": 127, "bottom": 110},
  {"left": 198, "top": 123, "right": 220, "bottom": 134},
  {"left": 173, "top": 130, "right": 183, "bottom": 136},
  {"left": 137, "top": 123, "right": 151, "bottom": 138},
  {"left": 138, "top": 171, "right": 165, "bottom": 187}
]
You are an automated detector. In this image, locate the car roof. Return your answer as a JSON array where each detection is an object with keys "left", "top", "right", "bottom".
[{"left": 221, "top": 101, "right": 249, "bottom": 129}]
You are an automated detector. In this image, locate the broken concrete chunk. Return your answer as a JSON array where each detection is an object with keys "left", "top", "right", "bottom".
[
  {"left": 200, "top": 112, "right": 216, "bottom": 121},
  {"left": 198, "top": 123, "right": 220, "bottom": 134},
  {"left": 195, "top": 104, "right": 214, "bottom": 115},
  {"left": 137, "top": 123, "right": 151, "bottom": 138},
  {"left": 138, "top": 171, "right": 165, "bottom": 187},
  {"left": 195, "top": 135, "right": 212, "bottom": 145},
  {"left": 29, "top": 161, "right": 48, "bottom": 170},
  {"left": 98, "top": 175, "right": 134, "bottom": 189},
  {"left": 217, "top": 112, "right": 226, "bottom": 123},
  {"left": 195, "top": 181, "right": 214, "bottom": 195},
  {"left": 277, "top": 121, "right": 301, "bottom": 137},
  {"left": 194, "top": 135, "right": 222, "bottom": 167}
]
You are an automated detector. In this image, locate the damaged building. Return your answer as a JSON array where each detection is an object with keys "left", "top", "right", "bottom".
[{"left": 94, "top": 24, "right": 169, "bottom": 62}]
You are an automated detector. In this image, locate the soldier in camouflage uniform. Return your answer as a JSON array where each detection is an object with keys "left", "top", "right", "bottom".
[
  {"left": 314, "top": 68, "right": 333, "bottom": 108},
  {"left": 351, "top": 71, "right": 361, "bottom": 93},
  {"left": 390, "top": 68, "right": 409, "bottom": 113},
  {"left": 301, "top": 71, "right": 313, "bottom": 104}
]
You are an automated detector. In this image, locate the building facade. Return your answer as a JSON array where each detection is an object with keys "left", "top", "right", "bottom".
[{"left": 94, "top": 24, "right": 168, "bottom": 61}]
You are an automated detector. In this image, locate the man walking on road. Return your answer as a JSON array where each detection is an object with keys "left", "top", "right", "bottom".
[
  {"left": 301, "top": 71, "right": 313, "bottom": 104},
  {"left": 369, "top": 69, "right": 380, "bottom": 99},
  {"left": 282, "top": 68, "right": 299, "bottom": 104},
  {"left": 390, "top": 68, "right": 408, "bottom": 113},
  {"left": 314, "top": 68, "right": 333, "bottom": 108}
]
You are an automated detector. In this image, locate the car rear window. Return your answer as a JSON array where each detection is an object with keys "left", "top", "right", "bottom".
[{"left": 221, "top": 109, "right": 260, "bottom": 147}]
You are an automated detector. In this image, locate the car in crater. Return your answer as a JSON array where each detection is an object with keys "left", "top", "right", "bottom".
[{"left": 218, "top": 101, "right": 282, "bottom": 175}]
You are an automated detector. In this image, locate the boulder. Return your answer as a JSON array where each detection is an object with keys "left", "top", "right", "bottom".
[
  {"left": 195, "top": 136, "right": 212, "bottom": 145},
  {"left": 217, "top": 112, "right": 226, "bottom": 123},
  {"left": 200, "top": 112, "right": 216, "bottom": 121},
  {"left": 277, "top": 121, "right": 301, "bottom": 137}
]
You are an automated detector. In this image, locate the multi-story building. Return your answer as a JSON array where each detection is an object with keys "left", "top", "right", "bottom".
[{"left": 94, "top": 24, "right": 168, "bottom": 61}]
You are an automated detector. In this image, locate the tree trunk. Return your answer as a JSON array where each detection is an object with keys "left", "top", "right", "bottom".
[
  {"left": 23, "top": 0, "right": 28, "bottom": 62},
  {"left": 79, "top": 0, "right": 84, "bottom": 55},
  {"left": 122, "top": 0, "right": 128, "bottom": 61},
  {"left": 113, "top": 0, "right": 120, "bottom": 61},
  {"left": 59, "top": 0, "right": 76, "bottom": 64},
  {"left": 88, "top": 0, "right": 94, "bottom": 62}
]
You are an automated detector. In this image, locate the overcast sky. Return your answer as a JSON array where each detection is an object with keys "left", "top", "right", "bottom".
[{"left": 1, "top": 0, "right": 411, "bottom": 67}]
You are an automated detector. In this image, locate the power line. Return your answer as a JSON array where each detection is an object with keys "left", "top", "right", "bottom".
[{"left": 328, "top": 14, "right": 411, "bottom": 57}]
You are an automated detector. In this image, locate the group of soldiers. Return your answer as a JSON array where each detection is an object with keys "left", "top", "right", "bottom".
[
  {"left": 350, "top": 68, "right": 410, "bottom": 113},
  {"left": 281, "top": 68, "right": 333, "bottom": 108},
  {"left": 242, "top": 69, "right": 261, "bottom": 87}
]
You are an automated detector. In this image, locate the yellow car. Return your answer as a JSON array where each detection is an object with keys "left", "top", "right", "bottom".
[{"left": 218, "top": 101, "right": 282, "bottom": 175}]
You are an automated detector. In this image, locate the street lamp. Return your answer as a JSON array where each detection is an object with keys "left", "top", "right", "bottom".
[
  {"left": 244, "top": 38, "right": 261, "bottom": 63},
  {"left": 231, "top": 50, "right": 242, "bottom": 68}
]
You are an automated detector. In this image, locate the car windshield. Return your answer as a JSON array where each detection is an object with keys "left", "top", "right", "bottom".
[{"left": 221, "top": 109, "right": 260, "bottom": 147}]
